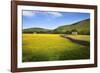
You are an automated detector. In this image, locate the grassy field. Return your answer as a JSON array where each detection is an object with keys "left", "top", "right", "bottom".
[
  {"left": 66, "top": 35, "right": 90, "bottom": 42},
  {"left": 22, "top": 34, "right": 90, "bottom": 62}
]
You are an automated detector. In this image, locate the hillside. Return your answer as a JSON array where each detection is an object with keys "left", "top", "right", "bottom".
[
  {"left": 23, "top": 27, "right": 52, "bottom": 33},
  {"left": 54, "top": 19, "right": 90, "bottom": 34},
  {"left": 23, "top": 19, "right": 90, "bottom": 34}
]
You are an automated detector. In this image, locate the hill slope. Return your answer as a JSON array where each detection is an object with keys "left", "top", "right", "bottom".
[
  {"left": 54, "top": 19, "right": 90, "bottom": 34},
  {"left": 23, "top": 19, "right": 90, "bottom": 34},
  {"left": 23, "top": 27, "right": 51, "bottom": 33}
]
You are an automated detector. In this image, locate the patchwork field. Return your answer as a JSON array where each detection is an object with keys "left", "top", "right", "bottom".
[{"left": 22, "top": 34, "right": 90, "bottom": 62}]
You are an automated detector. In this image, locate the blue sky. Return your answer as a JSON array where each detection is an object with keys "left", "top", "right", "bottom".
[{"left": 22, "top": 10, "right": 90, "bottom": 29}]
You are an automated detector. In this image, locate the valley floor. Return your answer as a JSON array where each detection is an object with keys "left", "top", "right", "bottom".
[{"left": 22, "top": 34, "right": 90, "bottom": 62}]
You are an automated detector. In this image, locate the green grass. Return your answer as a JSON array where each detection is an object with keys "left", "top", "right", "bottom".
[
  {"left": 66, "top": 35, "right": 90, "bottom": 42},
  {"left": 22, "top": 34, "right": 90, "bottom": 62}
]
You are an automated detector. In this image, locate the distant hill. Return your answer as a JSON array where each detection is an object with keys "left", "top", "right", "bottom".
[
  {"left": 23, "top": 19, "right": 90, "bottom": 35},
  {"left": 23, "top": 27, "right": 52, "bottom": 33},
  {"left": 54, "top": 19, "right": 90, "bottom": 34}
]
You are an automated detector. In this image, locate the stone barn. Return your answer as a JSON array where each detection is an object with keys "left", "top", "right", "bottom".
[
  {"left": 33, "top": 32, "right": 37, "bottom": 34},
  {"left": 72, "top": 32, "right": 78, "bottom": 35}
]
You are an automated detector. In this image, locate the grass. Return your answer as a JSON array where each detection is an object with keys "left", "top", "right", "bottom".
[
  {"left": 22, "top": 34, "right": 90, "bottom": 62},
  {"left": 66, "top": 35, "right": 90, "bottom": 42}
]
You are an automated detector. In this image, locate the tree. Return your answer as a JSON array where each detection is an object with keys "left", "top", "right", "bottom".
[{"left": 71, "top": 29, "right": 77, "bottom": 32}]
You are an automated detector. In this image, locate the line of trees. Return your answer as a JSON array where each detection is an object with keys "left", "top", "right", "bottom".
[{"left": 23, "top": 29, "right": 90, "bottom": 35}]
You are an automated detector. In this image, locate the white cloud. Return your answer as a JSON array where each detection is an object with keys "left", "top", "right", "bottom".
[
  {"left": 22, "top": 11, "right": 35, "bottom": 16},
  {"left": 47, "top": 12, "right": 63, "bottom": 17},
  {"left": 22, "top": 11, "right": 63, "bottom": 18}
]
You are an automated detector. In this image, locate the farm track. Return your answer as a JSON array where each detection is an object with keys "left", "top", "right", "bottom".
[{"left": 61, "top": 35, "right": 90, "bottom": 47}]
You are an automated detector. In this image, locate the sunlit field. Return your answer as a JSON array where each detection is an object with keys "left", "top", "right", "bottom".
[
  {"left": 22, "top": 34, "right": 90, "bottom": 62},
  {"left": 66, "top": 35, "right": 90, "bottom": 42}
]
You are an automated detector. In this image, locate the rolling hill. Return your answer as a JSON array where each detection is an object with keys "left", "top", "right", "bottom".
[
  {"left": 23, "top": 19, "right": 90, "bottom": 35},
  {"left": 54, "top": 19, "right": 90, "bottom": 34},
  {"left": 23, "top": 27, "right": 52, "bottom": 33}
]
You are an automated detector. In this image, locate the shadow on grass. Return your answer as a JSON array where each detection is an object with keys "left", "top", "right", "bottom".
[
  {"left": 61, "top": 35, "right": 90, "bottom": 47},
  {"left": 59, "top": 47, "right": 90, "bottom": 60},
  {"left": 22, "top": 52, "right": 50, "bottom": 62},
  {"left": 22, "top": 47, "right": 90, "bottom": 62}
]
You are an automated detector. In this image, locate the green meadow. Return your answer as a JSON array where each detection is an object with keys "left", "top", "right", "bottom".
[
  {"left": 22, "top": 34, "right": 90, "bottom": 62},
  {"left": 22, "top": 18, "right": 90, "bottom": 62}
]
